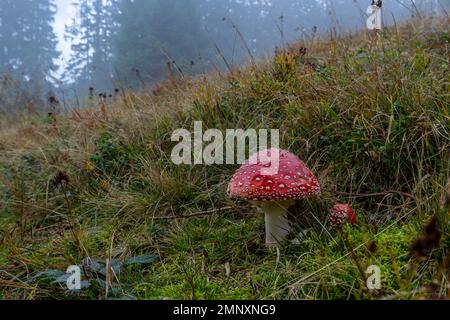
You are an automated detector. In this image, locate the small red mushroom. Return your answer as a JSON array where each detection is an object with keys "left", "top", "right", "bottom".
[
  {"left": 228, "top": 148, "right": 320, "bottom": 247},
  {"left": 329, "top": 204, "right": 357, "bottom": 228}
]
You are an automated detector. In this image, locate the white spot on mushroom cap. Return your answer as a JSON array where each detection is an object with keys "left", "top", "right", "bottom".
[{"left": 227, "top": 148, "right": 321, "bottom": 201}]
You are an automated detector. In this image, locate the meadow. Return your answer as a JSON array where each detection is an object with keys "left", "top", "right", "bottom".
[{"left": 0, "top": 17, "right": 448, "bottom": 300}]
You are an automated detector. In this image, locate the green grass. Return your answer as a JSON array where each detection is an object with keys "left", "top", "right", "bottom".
[{"left": 0, "top": 18, "right": 449, "bottom": 300}]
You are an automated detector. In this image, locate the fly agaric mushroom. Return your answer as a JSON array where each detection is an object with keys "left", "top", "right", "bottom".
[
  {"left": 329, "top": 204, "right": 357, "bottom": 228},
  {"left": 227, "top": 148, "right": 320, "bottom": 247}
]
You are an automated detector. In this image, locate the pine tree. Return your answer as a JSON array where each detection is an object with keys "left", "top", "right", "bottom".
[
  {"left": 65, "top": 0, "right": 119, "bottom": 92},
  {"left": 0, "top": 0, "right": 59, "bottom": 79},
  {"left": 112, "top": 0, "right": 209, "bottom": 87},
  {"left": 0, "top": 0, "right": 60, "bottom": 112}
]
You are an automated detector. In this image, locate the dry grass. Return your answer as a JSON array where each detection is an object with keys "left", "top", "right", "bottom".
[{"left": 0, "top": 17, "right": 448, "bottom": 300}]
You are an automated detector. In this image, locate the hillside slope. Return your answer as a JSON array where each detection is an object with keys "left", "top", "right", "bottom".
[{"left": 0, "top": 17, "right": 449, "bottom": 300}]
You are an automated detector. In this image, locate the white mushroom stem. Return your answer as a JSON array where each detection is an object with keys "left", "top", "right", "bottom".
[{"left": 253, "top": 200, "right": 295, "bottom": 247}]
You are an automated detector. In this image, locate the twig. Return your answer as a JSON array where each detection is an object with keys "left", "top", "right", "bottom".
[
  {"left": 409, "top": 0, "right": 423, "bottom": 19},
  {"left": 204, "top": 25, "right": 233, "bottom": 73},
  {"left": 334, "top": 190, "right": 415, "bottom": 199},
  {"left": 213, "top": 42, "right": 233, "bottom": 73},
  {"left": 0, "top": 279, "right": 36, "bottom": 290},
  {"left": 151, "top": 206, "right": 255, "bottom": 220},
  {"left": 224, "top": 18, "right": 256, "bottom": 68}
]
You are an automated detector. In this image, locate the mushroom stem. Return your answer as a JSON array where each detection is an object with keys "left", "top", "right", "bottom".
[{"left": 256, "top": 200, "right": 294, "bottom": 247}]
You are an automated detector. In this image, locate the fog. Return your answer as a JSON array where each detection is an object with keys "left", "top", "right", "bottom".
[{"left": 0, "top": 0, "right": 448, "bottom": 112}]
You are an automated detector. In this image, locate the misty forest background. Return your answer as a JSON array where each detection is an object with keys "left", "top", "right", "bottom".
[{"left": 0, "top": 0, "right": 448, "bottom": 114}]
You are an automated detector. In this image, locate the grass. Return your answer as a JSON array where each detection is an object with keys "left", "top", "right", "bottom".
[{"left": 0, "top": 17, "right": 449, "bottom": 300}]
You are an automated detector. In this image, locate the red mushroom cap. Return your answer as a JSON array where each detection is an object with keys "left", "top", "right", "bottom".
[
  {"left": 227, "top": 148, "right": 320, "bottom": 201},
  {"left": 329, "top": 204, "right": 357, "bottom": 227}
]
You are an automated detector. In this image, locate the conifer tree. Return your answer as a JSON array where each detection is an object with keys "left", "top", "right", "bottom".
[
  {"left": 65, "top": 0, "right": 119, "bottom": 91},
  {"left": 112, "top": 0, "right": 208, "bottom": 86},
  {"left": 0, "top": 0, "right": 59, "bottom": 79},
  {"left": 0, "top": 0, "right": 60, "bottom": 112}
]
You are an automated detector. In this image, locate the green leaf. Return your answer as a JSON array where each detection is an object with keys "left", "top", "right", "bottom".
[
  {"left": 31, "top": 269, "right": 65, "bottom": 283},
  {"left": 82, "top": 258, "right": 123, "bottom": 276},
  {"left": 123, "top": 255, "right": 158, "bottom": 266}
]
